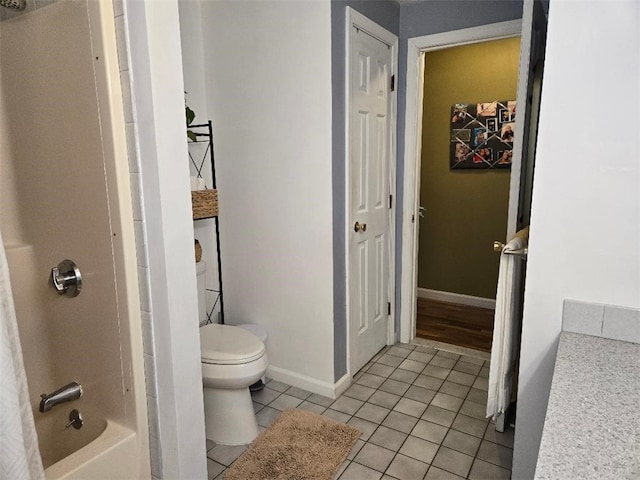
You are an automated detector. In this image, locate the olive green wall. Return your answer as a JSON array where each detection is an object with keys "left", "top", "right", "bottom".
[{"left": 418, "top": 37, "right": 520, "bottom": 299}]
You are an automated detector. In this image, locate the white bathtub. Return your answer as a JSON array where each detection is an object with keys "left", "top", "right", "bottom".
[{"left": 45, "top": 421, "right": 139, "bottom": 480}]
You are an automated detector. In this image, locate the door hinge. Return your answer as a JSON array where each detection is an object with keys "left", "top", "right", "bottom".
[
  {"left": 388, "top": 302, "right": 391, "bottom": 315},
  {"left": 390, "top": 75, "right": 395, "bottom": 92},
  {"left": 389, "top": 194, "right": 393, "bottom": 209}
]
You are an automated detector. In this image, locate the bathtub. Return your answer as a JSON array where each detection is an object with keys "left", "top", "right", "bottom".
[
  {"left": 0, "top": 0, "right": 150, "bottom": 477},
  {"left": 45, "top": 421, "right": 139, "bottom": 480}
]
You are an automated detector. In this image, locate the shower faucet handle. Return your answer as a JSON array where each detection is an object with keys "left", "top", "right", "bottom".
[{"left": 51, "top": 259, "right": 82, "bottom": 297}]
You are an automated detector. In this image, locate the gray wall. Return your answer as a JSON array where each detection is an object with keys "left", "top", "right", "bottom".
[
  {"left": 394, "top": 0, "right": 524, "bottom": 328},
  {"left": 331, "top": 0, "right": 400, "bottom": 381}
]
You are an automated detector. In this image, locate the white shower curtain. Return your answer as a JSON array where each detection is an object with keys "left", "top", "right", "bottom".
[{"left": 0, "top": 231, "right": 45, "bottom": 480}]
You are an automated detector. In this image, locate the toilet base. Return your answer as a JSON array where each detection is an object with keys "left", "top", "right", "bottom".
[
  {"left": 203, "top": 386, "right": 259, "bottom": 445},
  {"left": 249, "top": 379, "right": 265, "bottom": 392}
]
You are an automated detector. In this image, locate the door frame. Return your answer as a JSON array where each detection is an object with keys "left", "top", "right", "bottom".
[
  {"left": 399, "top": 20, "right": 522, "bottom": 343},
  {"left": 345, "top": 7, "right": 398, "bottom": 376}
]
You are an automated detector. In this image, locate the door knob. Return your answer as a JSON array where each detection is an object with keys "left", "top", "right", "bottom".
[
  {"left": 493, "top": 241, "right": 505, "bottom": 252},
  {"left": 354, "top": 221, "right": 367, "bottom": 233}
]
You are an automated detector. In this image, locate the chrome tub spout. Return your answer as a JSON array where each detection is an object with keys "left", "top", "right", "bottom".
[{"left": 39, "top": 382, "right": 82, "bottom": 412}]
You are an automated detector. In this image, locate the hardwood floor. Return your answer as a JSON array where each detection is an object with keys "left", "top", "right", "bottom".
[{"left": 416, "top": 297, "right": 495, "bottom": 353}]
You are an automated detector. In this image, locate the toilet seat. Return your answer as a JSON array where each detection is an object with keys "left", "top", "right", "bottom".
[{"left": 200, "top": 324, "right": 265, "bottom": 365}]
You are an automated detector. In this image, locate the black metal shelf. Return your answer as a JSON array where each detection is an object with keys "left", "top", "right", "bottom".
[{"left": 188, "top": 121, "right": 224, "bottom": 324}]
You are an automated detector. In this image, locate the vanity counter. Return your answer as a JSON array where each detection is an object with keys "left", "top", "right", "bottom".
[{"left": 535, "top": 332, "right": 640, "bottom": 479}]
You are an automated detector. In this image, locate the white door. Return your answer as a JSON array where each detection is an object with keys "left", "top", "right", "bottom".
[
  {"left": 506, "top": 0, "right": 547, "bottom": 237},
  {"left": 348, "top": 25, "right": 393, "bottom": 374},
  {"left": 490, "top": 0, "right": 547, "bottom": 432}
]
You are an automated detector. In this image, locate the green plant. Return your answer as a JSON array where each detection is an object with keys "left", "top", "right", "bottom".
[{"left": 185, "top": 92, "right": 197, "bottom": 142}]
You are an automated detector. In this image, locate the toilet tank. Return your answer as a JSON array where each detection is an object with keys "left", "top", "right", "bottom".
[{"left": 196, "top": 261, "right": 207, "bottom": 325}]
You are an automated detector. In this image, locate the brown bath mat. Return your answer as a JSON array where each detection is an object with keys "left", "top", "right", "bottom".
[{"left": 225, "top": 408, "right": 360, "bottom": 480}]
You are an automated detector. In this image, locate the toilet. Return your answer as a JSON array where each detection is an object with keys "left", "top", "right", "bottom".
[
  {"left": 200, "top": 323, "right": 267, "bottom": 445},
  {"left": 237, "top": 323, "right": 268, "bottom": 390},
  {"left": 196, "top": 262, "right": 268, "bottom": 445}
]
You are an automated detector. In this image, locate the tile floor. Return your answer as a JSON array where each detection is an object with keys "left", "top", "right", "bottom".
[{"left": 206, "top": 342, "right": 514, "bottom": 480}]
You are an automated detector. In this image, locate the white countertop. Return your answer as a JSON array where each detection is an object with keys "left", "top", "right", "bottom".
[{"left": 535, "top": 332, "right": 640, "bottom": 479}]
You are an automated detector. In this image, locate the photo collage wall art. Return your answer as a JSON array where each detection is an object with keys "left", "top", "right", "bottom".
[{"left": 450, "top": 100, "right": 516, "bottom": 170}]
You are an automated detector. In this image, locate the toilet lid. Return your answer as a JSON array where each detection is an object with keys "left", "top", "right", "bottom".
[{"left": 200, "top": 324, "right": 265, "bottom": 365}]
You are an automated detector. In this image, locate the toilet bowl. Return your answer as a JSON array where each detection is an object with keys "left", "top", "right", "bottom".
[{"left": 200, "top": 323, "right": 268, "bottom": 445}]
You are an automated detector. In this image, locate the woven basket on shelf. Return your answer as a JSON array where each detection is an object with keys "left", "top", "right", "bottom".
[{"left": 191, "top": 189, "right": 218, "bottom": 219}]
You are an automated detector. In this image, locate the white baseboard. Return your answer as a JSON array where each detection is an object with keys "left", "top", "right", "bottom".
[
  {"left": 266, "top": 366, "right": 351, "bottom": 400},
  {"left": 333, "top": 373, "right": 351, "bottom": 399},
  {"left": 417, "top": 288, "right": 496, "bottom": 309}
]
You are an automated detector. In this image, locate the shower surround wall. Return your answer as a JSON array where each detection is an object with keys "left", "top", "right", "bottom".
[
  {"left": 0, "top": 0, "right": 149, "bottom": 477},
  {"left": 0, "top": 0, "right": 211, "bottom": 477}
]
